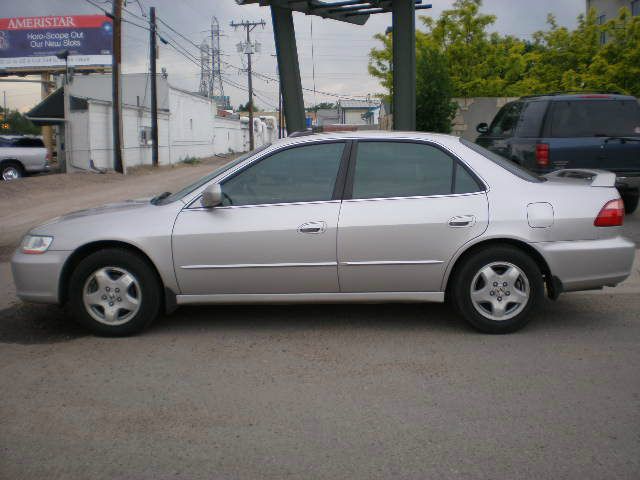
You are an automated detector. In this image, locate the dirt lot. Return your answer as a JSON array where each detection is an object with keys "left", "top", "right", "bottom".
[{"left": 0, "top": 157, "right": 230, "bottom": 260}]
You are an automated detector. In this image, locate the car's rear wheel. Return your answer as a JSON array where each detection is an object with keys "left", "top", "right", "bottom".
[
  {"left": 620, "top": 188, "right": 639, "bottom": 215},
  {"left": 451, "top": 245, "right": 544, "bottom": 334},
  {"left": 1, "top": 160, "right": 24, "bottom": 181},
  {"left": 69, "top": 248, "right": 161, "bottom": 336}
]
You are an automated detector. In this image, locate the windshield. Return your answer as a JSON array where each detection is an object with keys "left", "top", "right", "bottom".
[
  {"left": 153, "top": 145, "right": 270, "bottom": 205},
  {"left": 460, "top": 138, "right": 545, "bottom": 183}
]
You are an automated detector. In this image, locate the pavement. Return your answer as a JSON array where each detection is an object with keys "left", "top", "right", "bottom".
[{"left": 0, "top": 171, "right": 639, "bottom": 479}]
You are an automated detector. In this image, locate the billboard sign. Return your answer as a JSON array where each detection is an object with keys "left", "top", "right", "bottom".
[{"left": 0, "top": 15, "right": 113, "bottom": 72}]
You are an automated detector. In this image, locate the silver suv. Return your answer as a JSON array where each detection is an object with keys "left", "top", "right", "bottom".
[{"left": 0, "top": 135, "right": 50, "bottom": 180}]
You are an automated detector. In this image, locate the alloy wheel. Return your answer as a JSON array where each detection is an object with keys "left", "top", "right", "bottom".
[
  {"left": 2, "top": 166, "right": 20, "bottom": 181},
  {"left": 470, "top": 261, "right": 530, "bottom": 321},
  {"left": 83, "top": 266, "right": 141, "bottom": 325}
]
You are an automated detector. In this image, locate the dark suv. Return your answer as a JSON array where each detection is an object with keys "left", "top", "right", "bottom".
[{"left": 475, "top": 93, "right": 640, "bottom": 213}]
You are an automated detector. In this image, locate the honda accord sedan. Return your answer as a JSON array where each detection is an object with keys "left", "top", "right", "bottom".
[{"left": 11, "top": 132, "right": 636, "bottom": 335}]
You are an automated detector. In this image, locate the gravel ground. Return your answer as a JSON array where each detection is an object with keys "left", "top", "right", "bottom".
[{"left": 0, "top": 294, "right": 639, "bottom": 479}]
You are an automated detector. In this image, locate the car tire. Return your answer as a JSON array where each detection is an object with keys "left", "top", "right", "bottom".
[
  {"left": 620, "top": 188, "right": 639, "bottom": 215},
  {"left": 1, "top": 160, "right": 24, "bottom": 181},
  {"left": 68, "top": 248, "right": 162, "bottom": 336},
  {"left": 451, "top": 245, "right": 544, "bottom": 334}
]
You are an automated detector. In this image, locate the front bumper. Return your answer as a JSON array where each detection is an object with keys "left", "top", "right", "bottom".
[
  {"left": 11, "top": 249, "right": 71, "bottom": 304},
  {"left": 535, "top": 236, "right": 636, "bottom": 292}
]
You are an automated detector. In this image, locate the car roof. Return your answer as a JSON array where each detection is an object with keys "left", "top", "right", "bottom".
[
  {"left": 519, "top": 93, "right": 637, "bottom": 102},
  {"left": 272, "top": 130, "right": 462, "bottom": 149}
]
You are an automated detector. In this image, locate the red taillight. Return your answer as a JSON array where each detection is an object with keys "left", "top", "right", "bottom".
[
  {"left": 46, "top": 151, "right": 51, "bottom": 161},
  {"left": 535, "top": 143, "right": 549, "bottom": 167},
  {"left": 594, "top": 199, "right": 625, "bottom": 227}
]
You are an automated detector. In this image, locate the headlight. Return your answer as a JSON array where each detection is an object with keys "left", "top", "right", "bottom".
[{"left": 21, "top": 235, "right": 54, "bottom": 254}]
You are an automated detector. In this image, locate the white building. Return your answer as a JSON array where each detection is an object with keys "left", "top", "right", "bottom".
[
  {"left": 337, "top": 99, "right": 380, "bottom": 126},
  {"left": 28, "top": 73, "right": 274, "bottom": 172}
]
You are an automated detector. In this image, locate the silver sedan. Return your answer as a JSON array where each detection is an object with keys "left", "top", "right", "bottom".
[{"left": 11, "top": 132, "right": 636, "bottom": 335}]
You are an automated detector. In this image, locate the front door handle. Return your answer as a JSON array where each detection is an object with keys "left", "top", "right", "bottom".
[
  {"left": 298, "top": 221, "right": 326, "bottom": 234},
  {"left": 448, "top": 215, "right": 476, "bottom": 228}
]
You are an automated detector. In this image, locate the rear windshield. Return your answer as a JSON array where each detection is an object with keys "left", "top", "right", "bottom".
[
  {"left": 550, "top": 99, "right": 640, "bottom": 137},
  {"left": 461, "top": 138, "right": 544, "bottom": 183}
]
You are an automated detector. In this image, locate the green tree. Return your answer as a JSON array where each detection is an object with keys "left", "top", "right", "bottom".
[
  {"left": 306, "top": 102, "right": 336, "bottom": 112},
  {"left": 237, "top": 101, "right": 260, "bottom": 112},
  {"left": 368, "top": 0, "right": 640, "bottom": 125},
  {"left": 368, "top": 0, "right": 529, "bottom": 99},
  {"left": 368, "top": 32, "right": 393, "bottom": 103},
  {"left": 415, "top": 38, "right": 457, "bottom": 133},
  {"left": 0, "top": 107, "right": 40, "bottom": 135}
]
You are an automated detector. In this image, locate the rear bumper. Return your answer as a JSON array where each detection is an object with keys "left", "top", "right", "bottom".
[
  {"left": 11, "top": 249, "right": 71, "bottom": 304},
  {"left": 535, "top": 236, "right": 636, "bottom": 292},
  {"left": 24, "top": 162, "right": 50, "bottom": 174}
]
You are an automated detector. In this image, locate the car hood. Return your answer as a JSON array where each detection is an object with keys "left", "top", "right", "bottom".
[
  {"left": 37, "top": 198, "right": 153, "bottom": 227},
  {"left": 28, "top": 196, "right": 183, "bottom": 253}
]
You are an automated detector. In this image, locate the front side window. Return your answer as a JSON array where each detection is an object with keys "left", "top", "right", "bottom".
[
  {"left": 351, "top": 141, "right": 481, "bottom": 199},
  {"left": 221, "top": 142, "right": 345, "bottom": 206},
  {"left": 489, "top": 102, "right": 523, "bottom": 137}
]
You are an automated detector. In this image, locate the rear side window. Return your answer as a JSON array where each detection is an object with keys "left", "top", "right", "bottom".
[
  {"left": 516, "top": 101, "right": 549, "bottom": 137},
  {"left": 550, "top": 100, "right": 640, "bottom": 137},
  {"left": 14, "top": 138, "right": 45, "bottom": 148},
  {"left": 461, "top": 138, "right": 544, "bottom": 183},
  {"left": 351, "top": 141, "right": 482, "bottom": 199}
]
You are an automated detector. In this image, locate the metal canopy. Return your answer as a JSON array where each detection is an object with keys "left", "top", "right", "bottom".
[
  {"left": 237, "top": 1, "right": 432, "bottom": 25},
  {"left": 237, "top": 0, "right": 432, "bottom": 133}
]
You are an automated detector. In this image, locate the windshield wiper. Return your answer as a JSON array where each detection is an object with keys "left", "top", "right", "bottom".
[{"left": 151, "top": 191, "right": 171, "bottom": 204}]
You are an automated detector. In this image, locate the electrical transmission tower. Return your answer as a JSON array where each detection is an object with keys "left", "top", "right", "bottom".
[
  {"left": 209, "top": 17, "right": 227, "bottom": 108},
  {"left": 198, "top": 40, "right": 211, "bottom": 97}
]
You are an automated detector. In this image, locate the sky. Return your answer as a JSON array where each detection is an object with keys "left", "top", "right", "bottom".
[{"left": 1, "top": 0, "right": 585, "bottom": 112}]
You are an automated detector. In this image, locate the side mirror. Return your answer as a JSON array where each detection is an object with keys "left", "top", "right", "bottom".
[
  {"left": 476, "top": 122, "right": 489, "bottom": 134},
  {"left": 201, "top": 183, "right": 223, "bottom": 208}
]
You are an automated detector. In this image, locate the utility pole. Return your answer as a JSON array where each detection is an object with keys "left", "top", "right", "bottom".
[
  {"left": 271, "top": 53, "right": 282, "bottom": 139},
  {"left": 230, "top": 19, "right": 265, "bottom": 151},
  {"left": 149, "top": 6, "right": 159, "bottom": 167},
  {"left": 55, "top": 49, "right": 71, "bottom": 173},
  {"left": 111, "top": 0, "right": 124, "bottom": 173}
]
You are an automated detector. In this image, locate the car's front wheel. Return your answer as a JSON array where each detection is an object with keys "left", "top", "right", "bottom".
[
  {"left": 451, "top": 245, "right": 544, "bottom": 334},
  {"left": 68, "top": 248, "right": 161, "bottom": 336}
]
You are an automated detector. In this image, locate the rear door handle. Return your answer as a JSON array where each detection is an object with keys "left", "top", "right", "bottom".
[
  {"left": 298, "top": 221, "right": 326, "bottom": 234},
  {"left": 448, "top": 215, "right": 476, "bottom": 228}
]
